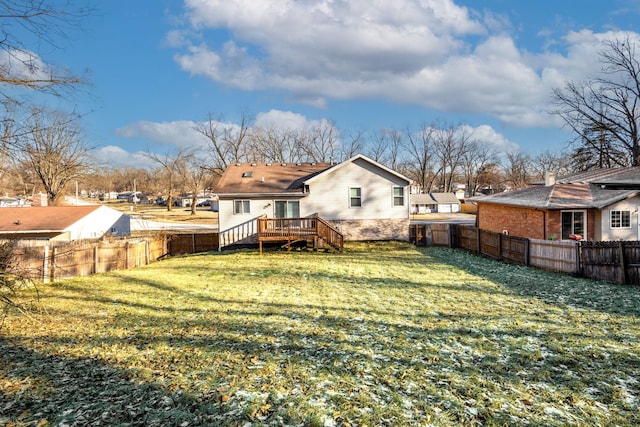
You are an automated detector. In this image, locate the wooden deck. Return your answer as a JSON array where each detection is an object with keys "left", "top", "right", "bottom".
[{"left": 257, "top": 217, "right": 344, "bottom": 253}]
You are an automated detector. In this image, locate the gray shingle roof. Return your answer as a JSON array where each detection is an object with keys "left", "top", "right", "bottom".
[
  {"left": 532, "top": 167, "right": 640, "bottom": 187},
  {"left": 475, "top": 183, "right": 639, "bottom": 209}
]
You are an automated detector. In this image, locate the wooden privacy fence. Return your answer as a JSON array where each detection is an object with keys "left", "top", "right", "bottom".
[
  {"left": 411, "top": 223, "right": 639, "bottom": 285},
  {"left": 168, "top": 233, "right": 220, "bottom": 255},
  {"left": 580, "top": 241, "right": 640, "bottom": 285},
  {"left": 4, "top": 232, "right": 220, "bottom": 282}
]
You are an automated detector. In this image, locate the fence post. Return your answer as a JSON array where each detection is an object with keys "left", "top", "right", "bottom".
[
  {"left": 576, "top": 242, "right": 582, "bottom": 276},
  {"left": 93, "top": 246, "right": 99, "bottom": 274},
  {"left": 42, "top": 245, "right": 50, "bottom": 284},
  {"left": 51, "top": 247, "right": 57, "bottom": 281},
  {"left": 125, "top": 241, "right": 130, "bottom": 270},
  {"left": 619, "top": 241, "right": 629, "bottom": 285}
]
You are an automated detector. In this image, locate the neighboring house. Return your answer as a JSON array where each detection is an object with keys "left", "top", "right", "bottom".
[
  {"left": 0, "top": 205, "right": 131, "bottom": 241},
  {"left": 430, "top": 193, "right": 461, "bottom": 213},
  {"left": 475, "top": 168, "right": 640, "bottom": 241},
  {"left": 214, "top": 154, "right": 412, "bottom": 248},
  {"left": 0, "top": 197, "right": 28, "bottom": 208},
  {"left": 410, "top": 193, "right": 460, "bottom": 214}
]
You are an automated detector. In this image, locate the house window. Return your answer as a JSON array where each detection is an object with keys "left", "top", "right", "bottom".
[
  {"left": 275, "top": 200, "right": 300, "bottom": 218},
  {"left": 234, "top": 200, "right": 250, "bottom": 214},
  {"left": 349, "top": 187, "right": 362, "bottom": 207},
  {"left": 610, "top": 210, "right": 631, "bottom": 228},
  {"left": 561, "top": 210, "right": 585, "bottom": 239},
  {"left": 393, "top": 186, "right": 404, "bottom": 207}
]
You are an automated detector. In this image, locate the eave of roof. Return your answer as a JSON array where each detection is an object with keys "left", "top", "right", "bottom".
[
  {"left": 474, "top": 183, "right": 640, "bottom": 209},
  {"left": 0, "top": 205, "right": 102, "bottom": 232},
  {"left": 304, "top": 154, "right": 412, "bottom": 185}
]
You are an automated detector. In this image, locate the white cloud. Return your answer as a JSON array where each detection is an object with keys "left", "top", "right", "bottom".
[
  {"left": 172, "top": 1, "right": 640, "bottom": 129},
  {"left": 94, "top": 146, "right": 157, "bottom": 169},
  {"left": 115, "top": 120, "right": 210, "bottom": 150},
  {"left": 254, "top": 110, "right": 309, "bottom": 130},
  {"left": 0, "top": 49, "right": 53, "bottom": 82},
  {"left": 461, "top": 124, "right": 519, "bottom": 154}
]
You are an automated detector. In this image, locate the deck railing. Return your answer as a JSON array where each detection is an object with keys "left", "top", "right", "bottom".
[{"left": 257, "top": 216, "right": 343, "bottom": 251}]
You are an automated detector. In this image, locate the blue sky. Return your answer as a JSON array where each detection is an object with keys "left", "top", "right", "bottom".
[{"left": 39, "top": 0, "right": 640, "bottom": 168}]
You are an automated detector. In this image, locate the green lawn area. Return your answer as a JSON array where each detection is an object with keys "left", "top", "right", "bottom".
[{"left": 1, "top": 242, "right": 639, "bottom": 426}]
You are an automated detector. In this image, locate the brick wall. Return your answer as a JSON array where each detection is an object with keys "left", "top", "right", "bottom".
[
  {"left": 477, "top": 204, "right": 546, "bottom": 239},
  {"left": 478, "top": 204, "right": 597, "bottom": 241},
  {"left": 330, "top": 218, "right": 410, "bottom": 241}
]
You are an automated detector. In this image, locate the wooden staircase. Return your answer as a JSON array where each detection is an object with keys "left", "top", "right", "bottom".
[{"left": 257, "top": 216, "right": 344, "bottom": 253}]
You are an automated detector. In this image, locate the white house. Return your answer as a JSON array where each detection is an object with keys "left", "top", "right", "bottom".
[
  {"left": 0, "top": 205, "right": 131, "bottom": 241},
  {"left": 410, "top": 193, "right": 461, "bottom": 214},
  {"left": 214, "top": 154, "right": 412, "bottom": 248}
]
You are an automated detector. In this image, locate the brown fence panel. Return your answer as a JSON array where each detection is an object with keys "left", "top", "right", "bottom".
[
  {"left": 52, "top": 244, "right": 94, "bottom": 278},
  {"left": 479, "top": 229, "right": 501, "bottom": 259},
  {"left": 457, "top": 225, "right": 479, "bottom": 253},
  {"left": 529, "top": 239, "right": 579, "bottom": 273},
  {"left": 580, "top": 241, "right": 624, "bottom": 284},
  {"left": 168, "top": 233, "right": 219, "bottom": 255},
  {"left": 431, "top": 224, "right": 450, "bottom": 246},
  {"left": 623, "top": 242, "right": 640, "bottom": 285},
  {"left": 9, "top": 246, "right": 45, "bottom": 279},
  {"left": 501, "top": 235, "right": 528, "bottom": 265}
]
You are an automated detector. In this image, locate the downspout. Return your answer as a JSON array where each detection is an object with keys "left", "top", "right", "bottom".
[{"left": 535, "top": 208, "right": 546, "bottom": 240}]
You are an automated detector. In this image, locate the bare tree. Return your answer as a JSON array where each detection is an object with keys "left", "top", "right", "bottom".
[
  {"left": 502, "top": 149, "right": 532, "bottom": 190},
  {"left": 0, "top": 0, "right": 90, "bottom": 107},
  {"left": 460, "top": 141, "right": 498, "bottom": 197},
  {"left": 433, "top": 124, "right": 474, "bottom": 192},
  {"left": 145, "top": 148, "right": 192, "bottom": 212},
  {"left": 252, "top": 126, "right": 306, "bottom": 163},
  {"left": 530, "top": 149, "right": 572, "bottom": 180},
  {"left": 14, "top": 109, "right": 93, "bottom": 204},
  {"left": 195, "top": 112, "right": 253, "bottom": 176},
  {"left": 365, "top": 128, "right": 404, "bottom": 169},
  {"left": 303, "top": 119, "right": 340, "bottom": 162},
  {"left": 404, "top": 125, "right": 436, "bottom": 193},
  {"left": 177, "top": 154, "right": 214, "bottom": 215},
  {"left": 552, "top": 36, "right": 640, "bottom": 166},
  {"left": 340, "top": 129, "right": 365, "bottom": 161}
]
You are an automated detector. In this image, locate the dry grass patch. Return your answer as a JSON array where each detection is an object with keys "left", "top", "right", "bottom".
[{"left": 1, "top": 242, "right": 639, "bottom": 426}]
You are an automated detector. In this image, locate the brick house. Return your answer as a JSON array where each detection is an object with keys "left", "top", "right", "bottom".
[{"left": 475, "top": 168, "right": 640, "bottom": 241}]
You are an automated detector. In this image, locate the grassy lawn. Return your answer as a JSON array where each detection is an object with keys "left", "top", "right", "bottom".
[{"left": 1, "top": 242, "right": 639, "bottom": 426}]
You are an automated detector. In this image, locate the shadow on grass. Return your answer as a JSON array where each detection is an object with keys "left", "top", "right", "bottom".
[
  {"left": 0, "top": 338, "right": 221, "bottom": 426},
  {"left": 421, "top": 246, "right": 640, "bottom": 319},
  {"left": 4, "top": 243, "right": 640, "bottom": 426}
]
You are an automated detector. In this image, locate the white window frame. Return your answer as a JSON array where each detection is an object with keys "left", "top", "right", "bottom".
[
  {"left": 610, "top": 210, "right": 631, "bottom": 229},
  {"left": 233, "top": 200, "right": 251, "bottom": 215},
  {"left": 349, "top": 187, "right": 362, "bottom": 208},
  {"left": 392, "top": 186, "right": 405, "bottom": 207}
]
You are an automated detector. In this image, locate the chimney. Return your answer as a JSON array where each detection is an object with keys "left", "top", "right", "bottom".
[
  {"left": 545, "top": 172, "right": 556, "bottom": 186},
  {"left": 32, "top": 192, "right": 48, "bottom": 207}
]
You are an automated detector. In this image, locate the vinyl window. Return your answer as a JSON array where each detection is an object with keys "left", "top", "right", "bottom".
[
  {"left": 233, "top": 200, "right": 250, "bottom": 214},
  {"left": 610, "top": 210, "right": 631, "bottom": 228}
]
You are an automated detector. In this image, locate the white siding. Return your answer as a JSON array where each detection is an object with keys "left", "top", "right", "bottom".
[
  {"left": 218, "top": 198, "right": 278, "bottom": 233},
  {"left": 67, "top": 206, "right": 130, "bottom": 239},
  {"left": 599, "top": 197, "right": 640, "bottom": 241},
  {"left": 303, "top": 160, "right": 409, "bottom": 220}
]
